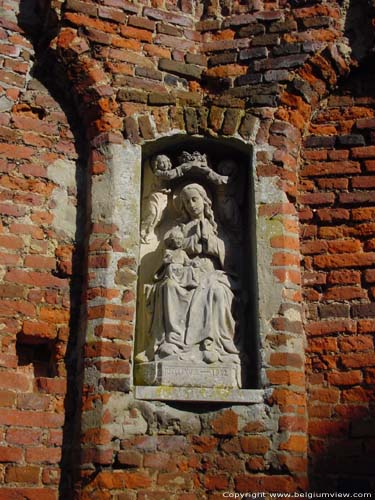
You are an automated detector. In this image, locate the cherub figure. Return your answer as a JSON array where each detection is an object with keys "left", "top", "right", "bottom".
[{"left": 141, "top": 155, "right": 190, "bottom": 243}]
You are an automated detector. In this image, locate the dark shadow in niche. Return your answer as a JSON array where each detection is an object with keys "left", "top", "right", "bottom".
[
  {"left": 16, "top": 340, "right": 57, "bottom": 378},
  {"left": 344, "top": 0, "right": 375, "bottom": 65},
  {"left": 17, "top": 2, "right": 90, "bottom": 497},
  {"left": 136, "top": 135, "right": 260, "bottom": 392}
]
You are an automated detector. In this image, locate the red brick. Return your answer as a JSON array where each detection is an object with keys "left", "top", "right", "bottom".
[
  {"left": 0, "top": 446, "right": 23, "bottom": 462},
  {"left": 326, "top": 239, "right": 362, "bottom": 254},
  {"left": 317, "top": 208, "right": 350, "bottom": 222},
  {"left": 270, "top": 235, "right": 299, "bottom": 250},
  {"left": 279, "top": 416, "right": 307, "bottom": 432},
  {"left": 338, "top": 335, "right": 373, "bottom": 352},
  {"left": 341, "top": 353, "right": 375, "bottom": 369},
  {"left": 143, "top": 452, "right": 173, "bottom": 470},
  {"left": 323, "top": 286, "right": 367, "bottom": 301},
  {"left": 0, "top": 488, "right": 57, "bottom": 500},
  {"left": 22, "top": 320, "right": 56, "bottom": 339},
  {"left": 301, "top": 240, "right": 327, "bottom": 255},
  {"left": 266, "top": 370, "right": 305, "bottom": 386},
  {"left": 269, "top": 352, "right": 303, "bottom": 368},
  {"left": 0, "top": 391, "right": 16, "bottom": 407},
  {"left": 327, "top": 270, "right": 361, "bottom": 284},
  {"left": 17, "top": 393, "right": 50, "bottom": 411},
  {"left": 309, "top": 420, "right": 348, "bottom": 437},
  {"left": 36, "top": 378, "right": 67, "bottom": 395},
  {"left": 235, "top": 474, "right": 295, "bottom": 493},
  {"left": 39, "top": 307, "right": 70, "bottom": 324},
  {"left": 26, "top": 447, "right": 62, "bottom": 464},
  {"left": 191, "top": 436, "right": 218, "bottom": 453},
  {"left": 306, "top": 320, "right": 356, "bottom": 336},
  {"left": 6, "top": 428, "right": 42, "bottom": 446},
  {"left": 317, "top": 178, "right": 349, "bottom": 190},
  {"left": 5, "top": 465, "right": 40, "bottom": 483},
  {"left": 0, "top": 372, "right": 31, "bottom": 391},
  {"left": 88, "top": 304, "right": 134, "bottom": 321},
  {"left": 120, "top": 25, "right": 152, "bottom": 42},
  {"left": 364, "top": 160, "right": 375, "bottom": 172},
  {"left": 95, "top": 323, "right": 133, "bottom": 341},
  {"left": 246, "top": 456, "right": 265, "bottom": 472},
  {"left": 351, "top": 145, "right": 375, "bottom": 158},
  {"left": 314, "top": 252, "right": 375, "bottom": 269},
  {"left": 0, "top": 409, "right": 64, "bottom": 428},
  {"left": 216, "top": 455, "right": 244, "bottom": 473},
  {"left": 301, "top": 161, "right": 360, "bottom": 177},
  {"left": 310, "top": 388, "right": 339, "bottom": 403},
  {"left": 5, "top": 270, "right": 68, "bottom": 289},
  {"left": 327, "top": 371, "right": 362, "bottom": 386},
  {"left": 84, "top": 341, "right": 131, "bottom": 359},
  {"left": 204, "top": 474, "right": 229, "bottom": 490},
  {"left": 279, "top": 435, "right": 308, "bottom": 453},
  {"left": 309, "top": 338, "right": 338, "bottom": 352},
  {"left": 358, "top": 319, "right": 375, "bottom": 333},
  {"left": 210, "top": 410, "right": 238, "bottom": 436},
  {"left": 24, "top": 255, "right": 56, "bottom": 269},
  {"left": 238, "top": 436, "right": 269, "bottom": 455},
  {"left": 352, "top": 176, "right": 375, "bottom": 189},
  {"left": 342, "top": 387, "right": 370, "bottom": 403},
  {"left": 9, "top": 224, "right": 44, "bottom": 239},
  {"left": 94, "top": 470, "right": 152, "bottom": 490},
  {"left": 271, "top": 389, "right": 305, "bottom": 408},
  {"left": 0, "top": 234, "right": 23, "bottom": 249}
]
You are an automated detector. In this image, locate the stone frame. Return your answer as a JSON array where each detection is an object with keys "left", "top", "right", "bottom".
[
  {"left": 134, "top": 135, "right": 258, "bottom": 399},
  {"left": 86, "top": 128, "right": 304, "bottom": 403},
  {"left": 81, "top": 118, "right": 307, "bottom": 489}
]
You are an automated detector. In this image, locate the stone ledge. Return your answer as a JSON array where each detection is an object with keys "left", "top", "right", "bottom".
[{"left": 135, "top": 386, "right": 264, "bottom": 403}]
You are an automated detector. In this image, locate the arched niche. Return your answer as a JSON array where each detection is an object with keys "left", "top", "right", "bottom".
[{"left": 134, "top": 136, "right": 259, "bottom": 397}]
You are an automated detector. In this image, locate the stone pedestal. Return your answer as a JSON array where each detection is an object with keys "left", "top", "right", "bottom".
[{"left": 135, "top": 361, "right": 242, "bottom": 388}]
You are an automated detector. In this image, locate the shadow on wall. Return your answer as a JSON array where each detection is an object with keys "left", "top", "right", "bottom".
[
  {"left": 344, "top": 0, "right": 375, "bottom": 64},
  {"left": 17, "top": 1, "right": 90, "bottom": 498},
  {"left": 310, "top": 413, "right": 375, "bottom": 493}
]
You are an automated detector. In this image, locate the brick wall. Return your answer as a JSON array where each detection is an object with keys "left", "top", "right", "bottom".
[
  {"left": 0, "top": 0, "right": 374, "bottom": 497},
  {"left": 0, "top": 2, "right": 86, "bottom": 497},
  {"left": 300, "top": 61, "right": 375, "bottom": 493}
]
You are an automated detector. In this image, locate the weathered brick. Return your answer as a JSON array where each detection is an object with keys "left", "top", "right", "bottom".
[
  {"left": 314, "top": 253, "right": 375, "bottom": 269},
  {"left": 158, "top": 59, "right": 203, "bottom": 80}
]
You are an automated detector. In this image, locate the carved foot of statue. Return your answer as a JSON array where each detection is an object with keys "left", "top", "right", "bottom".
[
  {"left": 202, "top": 350, "right": 219, "bottom": 364},
  {"left": 157, "top": 342, "right": 180, "bottom": 359},
  {"left": 135, "top": 351, "right": 150, "bottom": 363}
]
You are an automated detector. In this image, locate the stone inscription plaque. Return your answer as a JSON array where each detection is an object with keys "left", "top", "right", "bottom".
[{"left": 135, "top": 361, "right": 240, "bottom": 388}]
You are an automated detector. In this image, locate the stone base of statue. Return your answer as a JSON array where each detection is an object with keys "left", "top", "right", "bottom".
[{"left": 135, "top": 361, "right": 242, "bottom": 388}]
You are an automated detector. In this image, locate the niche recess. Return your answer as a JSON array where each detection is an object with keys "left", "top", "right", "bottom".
[{"left": 134, "top": 137, "right": 258, "bottom": 401}]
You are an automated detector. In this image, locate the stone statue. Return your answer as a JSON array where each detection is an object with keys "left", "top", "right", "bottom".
[
  {"left": 140, "top": 155, "right": 187, "bottom": 244},
  {"left": 140, "top": 152, "right": 229, "bottom": 243},
  {"left": 136, "top": 174, "right": 245, "bottom": 388}
]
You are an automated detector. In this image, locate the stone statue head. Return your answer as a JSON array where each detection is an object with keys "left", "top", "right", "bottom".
[
  {"left": 179, "top": 184, "right": 217, "bottom": 233},
  {"left": 217, "top": 159, "right": 237, "bottom": 176},
  {"left": 152, "top": 154, "right": 172, "bottom": 172},
  {"left": 164, "top": 227, "right": 184, "bottom": 249}
]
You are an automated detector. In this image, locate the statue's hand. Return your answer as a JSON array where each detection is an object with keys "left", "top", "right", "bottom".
[
  {"left": 200, "top": 219, "right": 212, "bottom": 240},
  {"left": 181, "top": 162, "right": 193, "bottom": 172},
  {"left": 194, "top": 162, "right": 210, "bottom": 174}
]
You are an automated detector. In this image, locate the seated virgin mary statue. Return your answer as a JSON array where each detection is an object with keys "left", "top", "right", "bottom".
[{"left": 138, "top": 183, "right": 242, "bottom": 372}]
